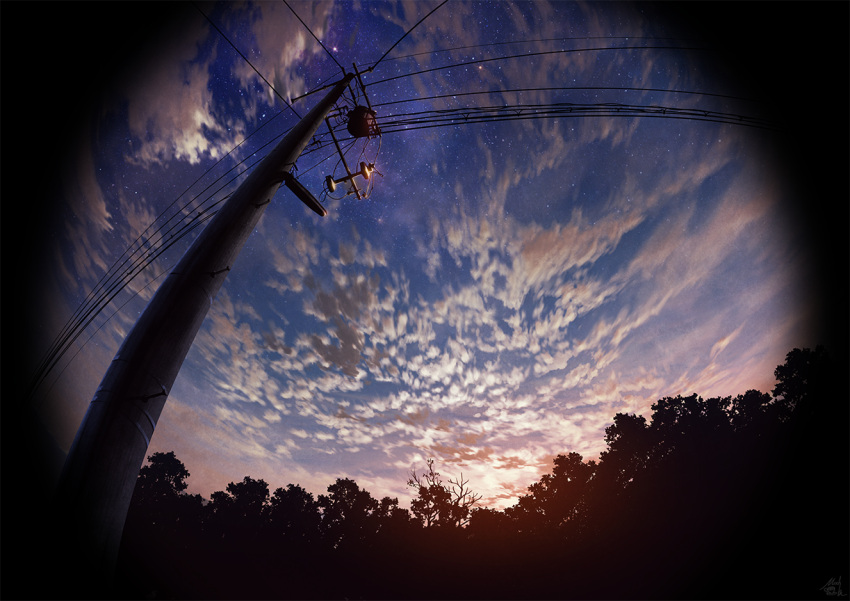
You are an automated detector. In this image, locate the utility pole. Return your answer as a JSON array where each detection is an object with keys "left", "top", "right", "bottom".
[{"left": 53, "top": 73, "right": 355, "bottom": 594}]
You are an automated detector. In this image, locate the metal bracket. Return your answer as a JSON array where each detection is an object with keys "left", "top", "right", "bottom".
[{"left": 208, "top": 267, "right": 231, "bottom": 278}]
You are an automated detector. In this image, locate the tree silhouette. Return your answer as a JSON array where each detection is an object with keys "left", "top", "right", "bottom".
[
  {"left": 267, "top": 483, "right": 321, "bottom": 548},
  {"left": 112, "top": 347, "right": 847, "bottom": 600},
  {"left": 373, "top": 495, "right": 415, "bottom": 537},
  {"left": 772, "top": 345, "right": 832, "bottom": 420},
  {"left": 135, "top": 450, "right": 189, "bottom": 495},
  {"left": 204, "top": 476, "right": 270, "bottom": 548},
  {"left": 729, "top": 388, "right": 773, "bottom": 432},
  {"left": 594, "top": 411, "right": 652, "bottom": 499},
  {"left": 124, "top": 451, "right": 204, "bottom": 537},
  {"left": 505, "top": 452, "right": 595, "bottom": 538},
  {"left": 317, "top": 477, "right": 379, "bottom": 550},
  {"left": 119, "top": 452, "right": 205, "bottom": 599},
  {"left": 407, "top": 458, "right": 481, "bottom": 528},
  {"left": 468, "top": 506, "right": 513, "bottom": 540},
  {"left": 227, "top": 475, "right": 270, "bottom": 512}
]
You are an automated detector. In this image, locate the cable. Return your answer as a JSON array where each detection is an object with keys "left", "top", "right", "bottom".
[
  {"left": 368, "top": 44, "right": 707, "bottom": 87},
  {"left": 374, "top": 86, "right": 755, "bottom": 109},
  {"left": 367, "top": 35, "right": 689, "bottom": 67},
  {"left": 282, "top": 0, "right": 346, "bottom": 75},
  {"left": 373, "top": 101, "right": 779, "bottom": 132},
  {"left": 31, "top": 86, "right": 770, "bottom": 404},
  {"left": 371, "top": 0, "right": 449, "bottom": 73},
  {"left": 35, "top": 266, "right": 172, "bottom": 406},
  {"left": 194, "top": 2, "right": 303, "bottom": 119}
]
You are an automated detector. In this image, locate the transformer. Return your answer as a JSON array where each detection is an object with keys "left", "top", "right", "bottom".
[{"left": 347, "top": 105, "right": 380, "bottom": 138}]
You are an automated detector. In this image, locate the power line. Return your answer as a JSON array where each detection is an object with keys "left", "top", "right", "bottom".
[
  {"left": 28, "top": 89, "right": 769, "bottom": 403},
  {"left": 368, "top": 35, "right": 690, "bottom": 67},
  {"left": 194, "top": 2, "right": 302, "bottom": 119},
  {"left": 294, "top": 42, "right": 715, "bottom": 105},
  {"left": 374, "top": 86, "right": 755, "bottom": 109},
  {"left": 371, "top": 0, "right": 450, "bottom": 72},
  {"left": 29, "top": 111, "right": 282, "bottom": 358},
  {"left": 374, "top": 101, "right": 780, "bottom": 133},
  {"left": 35, "top": 267, "right": 172, "bottom": 405},
  {"left": 282, "top": 0, "right": 345, "bottom": 74},
  {"left": 367, "top": 44, "right": 707, "bottom": 87}
]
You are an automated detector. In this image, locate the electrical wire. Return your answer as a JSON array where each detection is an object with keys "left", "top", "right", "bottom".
[
  {"left": 374, "top": 86, "right": 755, "bottom": 108},
  {"left": 374, "top": 101, "right": 779, "bottom": 132},
  {"left": 50, "top": 85, "right": 763, "bottom": 386},
  {"left": 367, "top": 35, "right": 690, "bottom": 67},
  {"left": 295, "top": 37, "right": 693, "bottom": 102},
  {"left": 370, "top": 0, "right": 449, "bottom": 73},
  {"left": 35, "top": 267, "right": 172, "bottom": 405},
  {"left": 367, "top": 44, "right": 707, "bottom": 87},
  {"left": 194, "top": 2, "right": 302, "bottom": 119},
  {"left": 282, "top": 0, "right": 346, "bottom": 75}
]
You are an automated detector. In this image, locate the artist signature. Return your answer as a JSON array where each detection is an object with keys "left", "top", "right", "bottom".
[{"left": 821, "top": 577, "right": 846, "bottom": 597}]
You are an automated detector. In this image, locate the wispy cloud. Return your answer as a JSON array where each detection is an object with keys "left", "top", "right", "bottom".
[
  {"left": 60, "top": 135, "right": 114, "bottom": 288},
  {"left": 229, "top": 1, "right": 336, "bottom": 105},
  {"left": 121, "top": 13, "right": 229, "bottom": 166},
  {"left": 187, "top": 115, "right": 795, "bottom": 504}
]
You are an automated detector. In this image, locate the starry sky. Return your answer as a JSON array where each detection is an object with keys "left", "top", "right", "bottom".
[{"left": 10, "top": 1, "right": 847, "bottom": 511}]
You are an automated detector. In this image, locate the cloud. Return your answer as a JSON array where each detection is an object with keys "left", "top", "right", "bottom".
[
  {"left": 95, "top": 1, "right": 811, "bottom": 516},
  {"left": 185, "top": 108, "right": 789, "bottom": 514},
  {"left": 710, "top": 325, "right": 743, "bottom": 361},
  {"left": 309, "top": 319, "right": 364, "bottom": 378},
  {"left": 119, "top": 2, "right": 339, "bottom": 168},
  {"left": 232, "top": 1, "right": 335, "bottom": 106},
  {"left": 59, "top": 134, "right": 114, "bottom": 289},
  {"left": 122, "top": 13, "right": 238, "bottom": 166}
]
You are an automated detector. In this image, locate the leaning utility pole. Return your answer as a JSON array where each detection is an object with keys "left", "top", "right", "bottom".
[{"left": 54, "top": 73, "right": 355, "bottom": 592}]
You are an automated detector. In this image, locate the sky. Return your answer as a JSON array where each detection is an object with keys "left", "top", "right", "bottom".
[{"left": 11, "top": 1, "right": 847, "bottom": 512}]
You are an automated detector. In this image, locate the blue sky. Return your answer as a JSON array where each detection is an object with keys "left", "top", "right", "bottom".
[{"left": 16, "top": 1, "right": 841, "bottom": 510}]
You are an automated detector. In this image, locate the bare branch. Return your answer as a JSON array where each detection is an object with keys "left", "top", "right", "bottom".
[{"left": 408, "top": 459, "right": 482, "bottom": 527}]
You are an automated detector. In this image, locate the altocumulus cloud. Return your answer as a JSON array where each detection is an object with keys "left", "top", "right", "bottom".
[{"left": 27, "top": 1, "right": 820, "bottom": 511}]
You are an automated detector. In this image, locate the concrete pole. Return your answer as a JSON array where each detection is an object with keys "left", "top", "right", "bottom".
[{"left": 54, "top": 73, "right": 355, "bottom": 591}]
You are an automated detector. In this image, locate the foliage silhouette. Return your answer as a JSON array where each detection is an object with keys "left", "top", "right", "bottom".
[
  {"left": 505, "top": 451, "right": 594, "bottom": 538},
  {"left": 408, "top": 457, "right": 482, "bottom": 528},
  {"left": 318, "top": 477, "right": 381, "bottom": 550},
  {"left": 268, "top": 483, "right": 322, "bottom": 548},
  {"left": 114, "top": 347, "right": 847, "bottom": 600},
  {"left": 205, "top": 475, "right": 270, "bottom": 548}
]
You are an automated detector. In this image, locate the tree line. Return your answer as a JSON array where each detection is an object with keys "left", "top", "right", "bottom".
[{"left": 116, "top": 347, "right": 847, "bottom": 599}]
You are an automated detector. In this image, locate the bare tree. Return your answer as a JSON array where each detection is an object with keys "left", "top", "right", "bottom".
[
  {"left": 446, "top": 471, "right": 482, "bottom": 527},
  {"left": 407, "top": 458, "right": 482, "bottom": 527}
]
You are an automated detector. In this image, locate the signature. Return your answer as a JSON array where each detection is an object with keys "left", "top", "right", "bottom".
[{"left": 821, "top": 577, "right": 846, "bottom": 597}]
